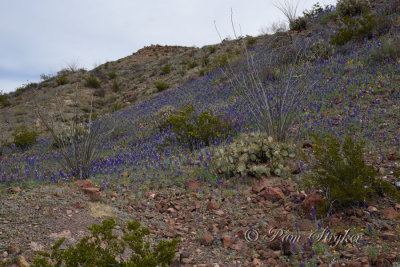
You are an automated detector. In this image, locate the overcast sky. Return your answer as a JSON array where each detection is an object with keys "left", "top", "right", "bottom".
[{"left": 0, "top": 0, "right": 337, "bottom": 93}]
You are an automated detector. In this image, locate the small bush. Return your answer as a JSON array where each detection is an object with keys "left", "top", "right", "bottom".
[
  {"left": 155, "top": 81, "right": 169, "bottom": 92},
  {"left": 112, "top": 79, "right": 121, "bottom": 92},
  {"left": 0, "top": 93, "right": 11, "bottom": 107},
  {"left": 32, "top": 218, "right": 180, "bottom": 267},
  {"left": 290, "top": 17, "right": 307, "bottom": 31},
  {"left": 370, "top": 39, "right": 400, "bottom": 62},
  {"left": 213, "top": 55, "right": 228, "bottom": 68},
  {"left": 161, "top": 64, "right": 171, "bottom": 75},
  {"left": 336, "top": 0, "right": 370, "bottom": 17},
  {"left": 208, "top": 45, "right": 217, "bottom": 53},
  {"left": 187, "top": 61, "right": 198, "bottom": 69},
  {"left": 304, "top": 134, "right": 400, "bottom": 209},
  {"left": 246, "top": 35, "right": 257, "bottom": 47},
  {"left": 55, "top": 74, "right": 69, "bottom": 86},
  {"left": 329, "top": 12, "right": 376, "bottom": 46},
  {"left": 168, "top": 105, "right": 234, "bottom": 151},
  {"left": 107, "top": 71, "right": 117, "bottom": 79},
  {"left": 303, "top": 3, "right": 324, "bottom": 19},
  {"left": 12, "top": 126, "right": 38, "bottom": 149},
  {"left": 84, "top": 76, "right": 101, "bottom": 88}
]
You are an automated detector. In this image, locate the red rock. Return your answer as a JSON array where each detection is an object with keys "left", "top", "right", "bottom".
[
  {"left": 260, "top": 187, "right": 285, "bottom": 202},
  {"left": 222, "top": 235, "right": 231, "bottom": 248},
  {"left": 7, "top": 246, "right": 21, "bottom": 254},
  {"left": 81, "top": 187, "right": 101, "bottom": 193},
  {"left": 349, "top": 261, "right": 362, "bottom": 267},
  {"left": 388, "top": 152, "right": 397, "bottom": 161},
  {"left": 207, "top": 199, "right": 220, "bottom": 210},
  {"left": 301, "top": 191, "right": 325, "bottom": 219},
  {"left": 147, "top": 192, "right": 158, "bottom": 199},
  {"left": 298, "top": 220, "right": 313, "bottom": 231},
  {"left": 251, "top": 180, "right": 269, "bottom": 194},
  {"left": 11, "top": 187, "right": 22, "bottom": 193},
  {"left": 201, "top": 233, "right": 214, "bottom": 246},
  {"left": 187, "top": 180, "right": 201, "bottom": 191},
  {"left": 74, "top": 201, "right": 84, "bottom": 209},
  {"left": 381, "top": 207, "right": 399, "bottom": 220},
  {"left": 252, "top": 258, "right": 261, "bottom": 267},
  {"left": 74, "top": 179, "right": 94, "bottom": 188},
  {"left": 88, "top": 191, "right": 101, "bottom": 202},
  {"left": 381, "top": 232, "right": 397, "bottom": 241}
]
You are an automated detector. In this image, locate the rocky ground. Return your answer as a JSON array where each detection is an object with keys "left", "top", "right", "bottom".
[{"left": 1, "top": 173, "right": 399, "bottom": 266}]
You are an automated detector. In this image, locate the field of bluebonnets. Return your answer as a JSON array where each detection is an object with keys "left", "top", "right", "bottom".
[
  {"left": 1, "top": 1, "right": 400, "bottom": 265},
  {"left": 1, "top": 2, "right": 399, "bottom": 195}
]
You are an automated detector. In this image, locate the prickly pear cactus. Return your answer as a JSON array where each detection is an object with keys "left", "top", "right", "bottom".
[{"left": 214, "top": 132, "right": 296, "bottom": 178}]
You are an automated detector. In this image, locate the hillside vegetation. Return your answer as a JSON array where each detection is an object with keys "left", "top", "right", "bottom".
[{"left": 1, "top": 0, "right": 400, "bottom": 266}]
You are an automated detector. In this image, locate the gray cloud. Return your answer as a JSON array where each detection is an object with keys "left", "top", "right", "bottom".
[{"left": 0, "top": 0, "right": 337, "bottom": 93}]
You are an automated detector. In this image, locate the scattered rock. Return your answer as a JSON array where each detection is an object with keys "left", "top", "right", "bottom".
[
  {"left": 260, "top": 187, "right": 285, "bottom": 202},
  {"left": 147, "top": 192, "right": 158, "bottom": 199},
  {"left": 368, "top": 206, "right": 378, "bottom": 212},
  {"left": 207, "top": 199, "right": 220, "bottom": 210},
  {"left": 381, "top": 232, "right": 397, "bottom": 241},
  {"left": 214, "top": 210, "right": 224, "bottom": 216},
  {"left": 74, "top": 179, "right": 94, "bottom": 188},
  {"left": 17, "top": 255, "right": 30, "bottom": 267},
  {"left": 252, "top": 258, "right": 261, "bottom": 267},
  {"left": 381, "top": 207, "right": 399, "bottom": 220},
  {"left": 74, "top": 201, "right": 84, "bottom": 209},
  {"left": 222, "top": 235, "right": 231, "bottom": 248},
  {"left": 301, "top": 191, "right": 325, "bottom": 219},
  {"left": 11, "top": 187, "right": 22, "bottom": 193},
  {"left": 7, "top": 246, "right": 21, "bottom": 254},
  {"left": 50, "top": 230, "right": 72, "bottom": 239},
  {"left": 201, "top": 233, "right": 214, "bottom": 246}
]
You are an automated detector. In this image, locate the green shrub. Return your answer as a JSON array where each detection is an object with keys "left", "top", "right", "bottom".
[
  {"left": 290, "top": 17, "right": 307, "bottom": 31},
  {"left": 32, "top": 218, "right": 180, "bottom": 267},
  {"left": 370, "top": 39, "right": 400, "bottom": 62},
  {"left": 12, "top": 126, "right": 38, "bottom": 149},
  {"left": 107, "top": 71, "right": 117, "bottom": 79},
  {"left": 187, "top": 61, "right": 198, "bottom": 69},
  {"left": 303, "top": 3, "right": 324, "bottom": 19},
  {"left": 0, "top": 93, "right": 11, "bottom": 107},
  {"left": 84, "top": 76, "right": 101, "bottom": 88},
  {"left": 208, "top": 45, "right": 217, "bottom": 53},
  {"left": 336, "top": 0, "right": 370, "bottom": 17},
  {"left": 246, "top": 36, "right": 257, "bottom": 47},
  {"left": 304, "top": 134, "right": 400, "bottom": 209},
  {"left": 214, "top": 132, "right": 296, "bottom": 178},
  {"left": 161, "top": 64, "right": 171, "bottom": 75},
  {"left": 329, "top": 12, "right": 376, "bottom": 46},
  {"left": 168, "top": 105, "right": 234, "bottom": 151},
  {"left": 55, "top": 74, "right": 69, "bottom": 86},
  {"left": 155, "top": 81, "right": 169, "bottom": 92},
  {"left": 213, "top": 55, "right": 228, "bottom": 68},
  {"left": 112, "top": 79, "right": 121, "bottom": 92},
  {"left": 110, "top": 103, "right": 123, "bottom": 112}
]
